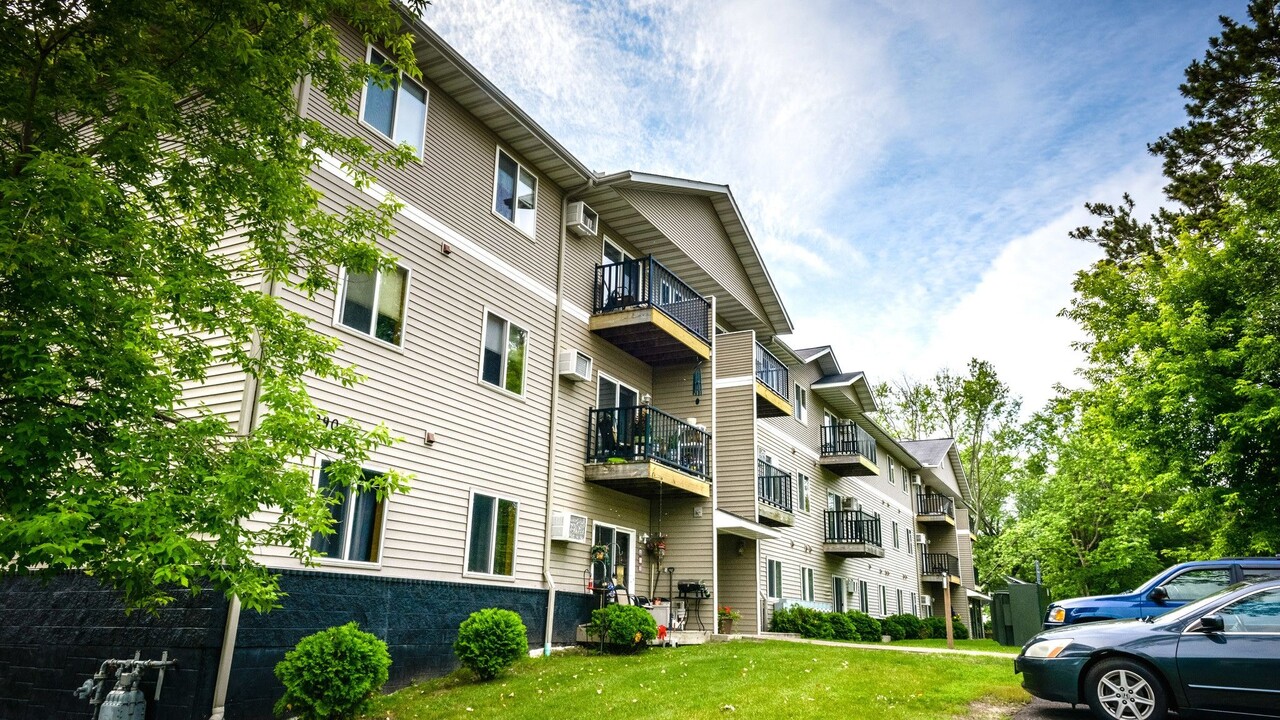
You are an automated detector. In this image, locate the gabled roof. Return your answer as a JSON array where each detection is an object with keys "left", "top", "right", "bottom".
[
  {"left": 812, "top": 371, "right": 879, "bottom": 413},
  {"left": 580, "top": 171, "right": 793, "bottom": 337},
  {"left": 859, "top": 414, "right": 921, "bottom": 469},
  {"left": 398, "top": 9, "right": 593, "bottom": 190},
  {"left": 899, "top": 438, "right": 971, "bottom": 505},
  {"left": 793, "top": 345, "right": 840, "bottom": 377}
]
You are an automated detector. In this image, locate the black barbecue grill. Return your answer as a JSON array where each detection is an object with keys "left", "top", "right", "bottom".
[{"left": 677, "top": 580, "right": 710, "bottom": 629}]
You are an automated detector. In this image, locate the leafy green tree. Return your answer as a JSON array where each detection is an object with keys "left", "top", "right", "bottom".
[
  {"left": 873, "top": 375, "right": 939, "bottom": 439},
  {"left": 1067, "top": 0, "right": 1280, "bottom": 555},
  {"left": 0, "top": 0, "right": 426, "bottom": 611}
]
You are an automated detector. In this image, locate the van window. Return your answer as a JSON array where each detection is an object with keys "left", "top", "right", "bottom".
[{"left": 1162, "top": 568, "right": 1232, "bottom": 601}]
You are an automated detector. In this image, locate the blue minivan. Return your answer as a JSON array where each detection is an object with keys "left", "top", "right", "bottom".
[{"left": 1043, "top": 557, "right": 1280, "bottom": 629}]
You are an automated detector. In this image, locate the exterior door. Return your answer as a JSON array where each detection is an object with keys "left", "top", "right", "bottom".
[
  {"left": 592, "top": 523, "right": 635, "bottom": 592},
  {"left": 601, "top": 238, "right": 638, "bottom": 307},
  {"left": 1176, "top": 586, "right": 1280, "bottom": 715},
  {"left": 832, "top": 577, "right": 847, "bottom": 613},
  {"left": 596, "top": 374, "right": 639, "bottom": 459}
]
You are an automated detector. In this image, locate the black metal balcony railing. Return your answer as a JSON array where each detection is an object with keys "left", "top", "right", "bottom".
[
  {"left": 586, "top": 405, "right": 710, "bottom": 480},
  {"left": 922, "top": 552, "right": 960, "bottom": 578},
  {"left": 757, "top": 459, "right": 793, "bottom": 512},
  {"left": 820, "top": 423, "right": 877, "bottom": 464},
  {"left": 916, "top": 493, "right": 955, "bottom": 518},
  {"left": 824, "top": 510, "right": 881, "bottom": 546},
  {"left": 594, "top": 256, "right": 711, "bottom": 342},
  {"left": 754, "top": 343, "right": 789, "bottom": 401}
]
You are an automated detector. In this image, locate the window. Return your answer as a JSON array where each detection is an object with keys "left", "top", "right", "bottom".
[
  {"left": 902, "top": 465, "right": 910, "bottom": 493},
  {"left": 911, "top": 592, "right": 917, "bottom": 616},
  {"left": 859, "top": 580, "right": 869, "bottom": 613},
  {"left": 794, "top": 384, "right": 807, "bottom": 423},
  {"left": 797, "top": 474, "right": 809, "bottom": 512},
  {"left": 1216, "top": 587, "right": 1280, "bottom": 633},
  {"left": 897, "top": 589, "right": 903, "bottom": 615},
  {"left": 337, "top": 266, "right": 409, "bottom": 345},
  {"left": 493, "top": 149, "right": 537, "bottom": 235},
  {"left": 801, "top": 567, "right": 815, "bottom": 602},
  {"left": 360, "top": 47, "right": 428, "bottom": 158},
  {"left": 311, "top": 463, "right": 386, "bottom": 563},
  {"left": 592, "top": 523, "right": 634, "bottom": 590},
  {"left": 887, "top": 457, "right": 895, "bottom": 488},
  {"left": 906, "top": 527, "right": 913, "bottom": 554},
  {"left": 481, "top": 311, "right": 528, "bottom": 395},
  {"left": 892, "top": 521, "right": 900, "bottom": 548},
  {"left": 466, "top": 492, "right": 518, "bottom": 576},
  {"left": 1161, "top": 568, "right": 1232, "bottom": 601},
  {"left": 880, "top": 585, "right": 888, "bottom": 617},
  {"left": 767, "top": 559, "right": 783, "bottom": 599}
]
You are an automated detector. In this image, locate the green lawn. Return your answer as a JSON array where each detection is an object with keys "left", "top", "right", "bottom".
[
  {"left": 365, "top": 640, "right": 1028, "bottom": 719},
  {"left": 888, "top": 639, "right": 1021, "bottom": 654}
]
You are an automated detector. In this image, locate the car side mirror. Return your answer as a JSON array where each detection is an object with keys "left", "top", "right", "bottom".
[
  {"left": 1197, "top": 614, "right": 1224, "bottom": 633},
  {"left": 1149, "top": 587, "right": 1168, "bottom": 603}
]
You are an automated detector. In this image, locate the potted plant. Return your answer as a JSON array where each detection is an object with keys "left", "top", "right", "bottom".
[
  {"left": 718, "top": 605, "right": 741, "bottom": 634},
  {"left": 644, "top": 533, "right": 668, "bottom": 559}
]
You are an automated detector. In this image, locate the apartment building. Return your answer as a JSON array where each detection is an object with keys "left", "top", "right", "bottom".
[{"left": 0, "top": 9, "right": 983, "bottom": 720}]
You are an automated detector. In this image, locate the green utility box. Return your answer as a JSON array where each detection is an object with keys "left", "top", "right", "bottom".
[
  {"left": 1008, "top": 583, "right": 1050, "bottom": 646},
  {"left": 991, "top": 591, "right": 1014, "bottom": 646}
]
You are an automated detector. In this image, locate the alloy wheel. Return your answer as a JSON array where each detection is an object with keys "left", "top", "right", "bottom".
[{"left": 1095, "top": 668, "right": 1157, "bottom": 720}]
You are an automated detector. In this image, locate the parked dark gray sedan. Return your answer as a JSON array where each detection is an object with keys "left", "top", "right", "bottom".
[{"left": 1015, "top": 578, "right": 1280, "bottom": 719}]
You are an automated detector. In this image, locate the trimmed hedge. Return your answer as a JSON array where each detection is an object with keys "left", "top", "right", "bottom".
[
  {"left": 273, "top": 622, "right": 390, "bottom": 720},
  {"left": 589, "top": 604, "right": 658, "bottom": 651},
  {"left": 885, "top": 613, "right": 926, "bottom": 640},
  {"left": 454, "top": 608, "right": 529, "bottom": 680},
  {"left": 846, "top": 611, "right": 881, "bottom": 641},
  {"left": 828, "top": 611, "right": 859, "bottom": 641},
  {"left": 881, "top": 618, "right": 905, "bottom": 641}
]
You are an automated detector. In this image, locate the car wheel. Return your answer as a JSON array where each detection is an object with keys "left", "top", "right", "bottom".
[{"left": 1084, "top": 658, "right": 1168, "bottom": 720}]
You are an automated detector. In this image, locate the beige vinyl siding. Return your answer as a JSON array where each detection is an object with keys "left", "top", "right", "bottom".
[
  {"left": 760, "top": 360, "right": 823, "bottom": 450},
  {"left": 717, "top": 537, "right": 760, "bottom": 632},
  {"left": 248, "top": 135, "right": 563, "bottom": 588},
  {"left": 711, "top": 331, "right": 757, "bottom": 518},
  {"left": 653, "top": 495, "right": 716, "bottom": 628},
  {"left": 615, "top": 188, "right": 768, "bottom": 326},
  {"left": 312, "top": 21, "right": 563, "bottom": 286}
]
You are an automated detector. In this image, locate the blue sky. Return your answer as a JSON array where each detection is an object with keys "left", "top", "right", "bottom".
[{"left": 424, "top": 0, "right": 1248, "bottom": 412}]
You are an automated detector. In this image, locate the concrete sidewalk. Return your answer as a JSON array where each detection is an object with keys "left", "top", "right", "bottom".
[{"left": 727, "top": 632, "right": 1017, "bottom": 659}]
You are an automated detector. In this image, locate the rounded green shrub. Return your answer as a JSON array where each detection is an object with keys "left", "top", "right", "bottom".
[
  {"left": 952, "top": 618, "right": 971, "bottom": 640},
  {"left": 846, "top": 611, "right": 881, "bottom": 641},
  {"left": 922, "top": 615, "right": 948, "bottom": 639},
  {"left": 589, "top": 604, "right": 657, "bottom": 651},
  {"left": 827, "top": 611, "right": 859, "bottom": 641},
  {"left": 453, "top": 608, "right": 529, "bottom": 680},
  {"left": 794, "top": 607, "right": 834, "bottom": 639},
  {"left": 769, "top": 606, "right": 800, "bottom": 634},
  {"left": 881, "top": 618, "right": 905, "bottom": 641},
  {"left": 886, "top": 613, "right": 925, "bottom": 640},
  {"left": 273, "top": 622, "right": 391, "bottom": 720}
]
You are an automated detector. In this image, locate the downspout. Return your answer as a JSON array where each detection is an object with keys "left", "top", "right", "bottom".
[
  {"left": 542, "top": 177, "right": 596, "bottom": 655},
  {"left": 210, "top": 72, "right": 311, "bottom": 720}
]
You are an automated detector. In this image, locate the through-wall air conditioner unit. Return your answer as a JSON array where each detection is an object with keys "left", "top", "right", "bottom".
[
  {"left": 916, "top": 532, "right": 929, "bottom": 545},
  {"left": 557, "top": 349, "right": 593, "bottom": 383},
  {"left": 840, "top": 497, "right": 858, "bottom": 511},
  {"left": 550, "top": 510, "right": 589, "bottom": 543},
  {"left": 565, "top": 201, "right": 599, "bottom": 238},
  {"left": 920, "top": 595, "right": 933, "bottom": 606},
  {"left": 912, "top": 474, "right": 923, "bottom": 486}
]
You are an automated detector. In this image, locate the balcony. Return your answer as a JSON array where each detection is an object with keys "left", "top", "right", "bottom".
[
  {"left": 916, "top": 493, "right": 955, "bottom": 525},
  {"left": 818, "top": 423, "right": 879, "bottom": 477},
  {"left": 823, "top": 510, "right": 883, "bottom": 558},
  {"left": 756, "top": 459, "right": 793, "bottom": 527},
  {"left": 921, "top": 552, "right": 961, "bottom": 584},
  {"left": 590, "top": 256, "right": 712, "bottom": 366},
  {"left": 754, "top": 343, "right": 792, "bottom": 418},
  {"left": 585, "top": 405, "right": 711, "bottom": 499}
]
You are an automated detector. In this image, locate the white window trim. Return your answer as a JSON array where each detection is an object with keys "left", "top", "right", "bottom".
[
  {"left": 892, "top": 521, "right": 900, "bottom": 549},
  {"left": 462, "top": 488, "right": 520, "bottom": 582},
  {"left": 801, "top": 567, "right": 815, "bottom": 602},
  {"left": 766, "top": 558, "right": 783, "bottom": 599},
  {"left": 797, "top": 474, "right": 809, "bottom": 513},
  {"left": 592, "top": 521, "right": 636, "bottom": 591},
  {"left": 310, "top": 455, "right": 391, "bottom": 570},
  {"left": 794, "top": 384, "right": 807, "bottom": 425},
  {"left": 357, "top": 45, "right": 429, "bottom": 160},
  {"left": 477, "top": 306, "right": 529, "bottom": 400},
  {"left": 491, "top": 146, "right": 538, "bottom": 239},
  {"left": 880, "top": 585, "right": 888, "bottom": 617},
  {"left": 602, "top": 236, "right": 633, "bottom": 265},
  {"left": 331, "top": 264, "right": 412, "bottom": 352},
  {"left": 596, "top": 370, "right": 640, "bottom": 407}
]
